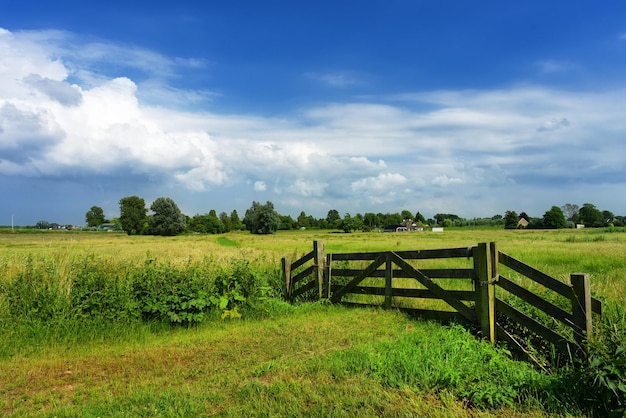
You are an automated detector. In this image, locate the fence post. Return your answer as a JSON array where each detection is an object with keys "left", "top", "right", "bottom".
[
  {"left": 313, "top": 241, "right": 325, "bottom": 300},
  {"left": 325, "top": 253, "right": 332, "bottom": 299},
  {"left": 571, "top": 273, "right": 592, "bottom": 348},
  {"left": 385, "top": 252, "right": 393, "bottom": 309},
  {"left": 282, "top": 257, "right": 291, "bottom": 302},
  {"left": 475, "top": 242, "right": 496, "bottom": 343}
]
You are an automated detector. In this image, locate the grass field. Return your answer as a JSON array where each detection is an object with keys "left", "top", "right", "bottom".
[{"left": 0, "top": 227, "right": 625, "bottom": 416}]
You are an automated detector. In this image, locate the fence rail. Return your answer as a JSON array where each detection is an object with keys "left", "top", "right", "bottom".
[{"left": 282, "top": 241, "right": 603, "bottom": 360}]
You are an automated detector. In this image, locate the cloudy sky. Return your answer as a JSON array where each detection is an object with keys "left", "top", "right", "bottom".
[{"left": 1, "top": 1, "right": 626, "bottom": 225}]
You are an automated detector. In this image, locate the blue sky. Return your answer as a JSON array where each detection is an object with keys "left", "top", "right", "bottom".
[{"left": 1, "top": 1, "right": 626, "bottom": 225}]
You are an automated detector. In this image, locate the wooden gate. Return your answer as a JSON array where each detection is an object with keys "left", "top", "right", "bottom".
[{"left": 283, "top": 241, "right": 603, "bottom": 359}]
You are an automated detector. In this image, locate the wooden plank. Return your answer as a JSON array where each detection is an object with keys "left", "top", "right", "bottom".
[
  {"left": 499, "top": 252, "right": 573, "bottom": 297},
  {"left": 282, "top": 257, "right": 291, "bottom": 302},
  {"left": 475, "top": 242, "right": 496, "bottom": 342},
  {"left": 496, "top": 298, "right": 579, "bottom": 356},
  {"left": 592, "top": 297, "right": 602, "bottom": 315},
  {"left": 330, "top": 285, "right": 475, "bottom": 300},
  {"left": 330, "top": 247, "right": 475, "bottom": 261},
  {"left": 330, "top": 268, "right": 474, "bottom": 279},
  {"left": 292, "top": 279, "right": 317, "bottom": 299},
  {"left": 394, "top": 247, "right": 475, "bottom": 259},
  {"left": 291, "top": 265, "right": 315, "bottom": 285},
  {"left": 330, "top": 254, "right": 386, "bottom": 303},
  {"left": 571, "top": 273, "right": 592, "bottom": 346},
  {"left": 384, "top": 253, "right": 393, "bottom": 309},
  {"left": 290, "top": 250, "right": 314, "bottom": 271},
  {"left": 389, "top": 251, "right": 477, "bottom": 323},
  {"left": 497, "top": 276, "right": 580, "bottom": 332}
]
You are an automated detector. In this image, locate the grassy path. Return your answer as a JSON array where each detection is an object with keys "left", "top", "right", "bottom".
[{"left": 0, "top": 305, "right": 568, "bottom": 417}]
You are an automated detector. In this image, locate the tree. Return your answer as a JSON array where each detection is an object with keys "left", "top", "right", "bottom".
[
  {"left": 401, "top": 210, "right": 413, "bottom": 220},
  {"left": 297, "top": 211, "right": 310, "bottom": 228},
  {"left": 85, "top": 206, "right": 105, "bottom": 227},
  {"left": 340, "top": 213, "right": 364, "bottom": 233},
  {"left": 578, "top": 203, "right": 603, "bottom": 227},
  {"left": 561, "top": 203, "right": 580, "bottom": 222},
  {"left": 414, "top": 212, "right": 427, "bottom": 224},
  {"left": 363, "top": 212, "right": 380, "bottom": 230},
  {"left": 543, "top": 206, "right": 567, "bottom": 229},
  {"left": 119, "top": 196, "right": 147, "bottom": 235},
  {"left": 504, "top": 210, "right": 518, "bottom": 229},
  {"left": 230, "top": 210, "right": 243, "bottom": 231},
  {"left": 219, "top": 212, "right": 233, "bottom": 232},
  {"left": 325, "top": 209, "right": 341, "bottom": 229},
  {"left": 244, "top": 201, "right": 280, "bottom": 234},
  {"left": 148, "top": 197, "right": 186, "bottom": 236}
]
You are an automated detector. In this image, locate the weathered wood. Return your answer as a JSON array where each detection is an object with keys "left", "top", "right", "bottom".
[
  {"left": 291, "top": 265, "right": 315, "bottom": 285},
  {"left": 290, "top": 250, "right": 314, "bottom": 271},
  {"left": 499, "top": 252, "right": 573, "bottom": 297},
  {"left": 497, "top": 275, "right": 579, "bottom": 332},
  {"left": 292, "top": 279, "right": 317, "bottom": 299},
  {"left": 475, "top": 242, "right": 496, "bottom": 342},
  {"left": 330, "top": 284, "right": 475, "bottom": 300},
  {"left": 330, "top": 268, "right": 474, "bottom": 279},
  {"left": 571, "top": 273, "right": 593, "bottom": 347},
  {"left": 389, "top": 251, "right": 477, "bottom": 323},
  {"left": 591, "top": 297, "right": 602, "bottom": 315},
  {"left": 282, "top": 257, "right": 291, "bottom": 302},
  {"left": 324, "top": 253, "right": 332, "bottom": 299},
  {"left": 384, "top": 253, "right": 393, "bottom": 309},
  {"left": 314, "top": 241, "right": 324, "bottom": 299},
  {"left": 330, "top": 247, "right": 474, "bottom": 261},
  {"left": 496, "top": 298, "right": 579, "bottom": 357},
  {"left": 330, "top": 254, "right": 386, "bottom": 303}
]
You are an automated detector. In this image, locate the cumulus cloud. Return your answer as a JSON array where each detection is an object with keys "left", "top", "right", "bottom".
[{"left": 3, "top": 26, "right": 626, "bottom": 222}]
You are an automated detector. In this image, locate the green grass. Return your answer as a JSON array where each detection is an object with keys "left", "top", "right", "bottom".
[
  {"left": 1, "top": 228, "right": 625, "bottom": 416},
  {"left": 0, "top": 305, "right": 577, "bottom": 417}
]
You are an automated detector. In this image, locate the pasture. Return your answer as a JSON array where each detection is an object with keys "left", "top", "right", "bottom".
[{"left": 0, "top": 227, "right": 624, "bottom": 416}]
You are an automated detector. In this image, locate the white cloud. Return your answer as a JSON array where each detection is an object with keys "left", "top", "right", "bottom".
[{"left": 3, "top": 27, "right": 626, "bottom": 221}]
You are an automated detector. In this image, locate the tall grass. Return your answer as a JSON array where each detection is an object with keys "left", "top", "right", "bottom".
[{"left": 1, "top": 229, "right": 625, "bottom": 416}]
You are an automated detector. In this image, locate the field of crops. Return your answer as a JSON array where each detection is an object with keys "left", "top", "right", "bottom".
[{"left": 0, "top": 227, "right": 625, "bottom": 416}]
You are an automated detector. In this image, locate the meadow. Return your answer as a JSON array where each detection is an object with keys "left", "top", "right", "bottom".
[{"left": 0, "top": 227, "right": 624, "bottom": 416}]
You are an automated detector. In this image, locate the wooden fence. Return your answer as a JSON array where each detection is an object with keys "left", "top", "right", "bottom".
[{"left": 282, "top": 241, "right": 603, "bottom": 359}]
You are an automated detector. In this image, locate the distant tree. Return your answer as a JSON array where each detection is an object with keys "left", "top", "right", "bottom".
[
  {"left": 219, "top": 212, "right": 233, "bottom": 232},
  {"left": 414, "top": 212, "right": 427, "bottom": 224},
  {"left": 363, "top": 212, "right": 380, "bottom": 230},
  {"left": 297, "top": 211, "right": 310, "bottom": 228},
  {"left": 119, "top": 196, "right": 148, "bottom": 235},
  {"left": 278, "top": 214, "right": 295, "bottom": 230},
  {"left": 244, "top": 201, "right": 280, "bottom": 234},
  {"left": 85, "top": 206, "right": 105, "bottom": 227},
  {"left": 434, "top": 213, "right": 459, "bottom": 225},
  {"left": 205, "top": 210, "right": 224, "bottom": 234},
  {"left": 543, "top": 206, "right": 567, "bottom": 229},
  {"left": 578, "top": 203, "right": 603, "bottom": 227},
  {"left": 340, "top": 213, "right": 364, "bottom": 233},
  {"left": 325, "top": 209, "right": 341, "bottom": 229},
  {"left": 148, "top": 197, "right": 186, "bottom": 236},
  {"left": 401, "top": 210, "right": 413, "bottom": 220},
  {"left": 35, "top": 220, "right": 51, "bottom": 230},
  {"left": 504, "top": 210, "right": 518, "bottom": 229},
  {"left": 385, "top": 213, "right": 403, "bottom": 225},
  {"left": 602, "top": 210, "right": 616, "bottom": 225},
  {"left": 561, "top": 203, "right": 580, "bottom": 222},
  {"left": 230, "top": 210, "right": 243, "bottom": 231}
]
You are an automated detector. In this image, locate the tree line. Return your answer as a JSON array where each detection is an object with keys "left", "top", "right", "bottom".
[{"left": 73, "top": 197, "right": 626, "bottom": 236}]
